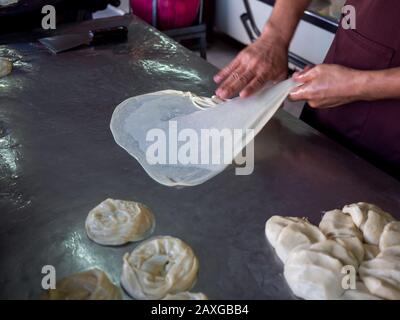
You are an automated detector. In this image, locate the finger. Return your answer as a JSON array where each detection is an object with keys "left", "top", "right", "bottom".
[
  {"left": 293, "top": 67, "right": 311, "bottom": 81},
  {"left": 240, "top": 76, "right": 267, "bottom": 98},
  {"left": 216, "top": 68, "right": 255, "bottom": 99},
  {"left": 214, "top": 59, "right": 240, "bottom": 84},
  {"left": 289, "top": 84, "right": 314, "bottom": 101},
  {"left": 293, "top": 65, "right": 317, "bottom": 82}
]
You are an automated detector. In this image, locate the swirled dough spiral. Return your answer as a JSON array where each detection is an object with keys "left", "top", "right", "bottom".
[
  {"left": 379, "top": 221, "right": 400, "bottom": 251},
  {"left": 121, "top": 236, "right": 199, "bottom": 300},
  {"left": 284, "top": 240, "right": 358, "bottom": 300},
  {"left": 319, "top": 210, "right": 364, "bottom": 265},
  {"left": 265, "top": 216, "right": 326, "bottom": 263},
  {"left": 163, "top": 292, "right": 208, "bottom": 300},
  {"left": 42, "top": 269, "right": 122, "bottom": 300},
  {"left": 359, "top": 246, "right": 400, "bottom": 300},
  {"left": 85, "top": 199, "right": 155, "bottom": 246},
  {"left": 340, "top": 282, "right": 381, "bottom": 300},
  {"left": 0, "top": 58, "right": 12, "bottom": 78},
  {"left": 265, "top": 216, "right": 305, "bottom": 248},
  {"left": 343, "top": 203, "right": 394, "bottom": 245}
]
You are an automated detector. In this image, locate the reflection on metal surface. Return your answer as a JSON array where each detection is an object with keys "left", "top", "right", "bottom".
[
  {"left": 0, "top": 134, "right": 19, "bottom": 178},
  {"left": 63, "top": 231, "right": 98, "bottom": 267},
  {"left": 138, "top": 59, "right": 201, "bottom": 82},
  {"left": 0, "top": 128, "right": 31, "bottom": 212}
]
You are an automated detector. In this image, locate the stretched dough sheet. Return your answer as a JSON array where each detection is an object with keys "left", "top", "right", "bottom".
[{"left": 110, "top": 79, "right": 299, "bottom": 187}]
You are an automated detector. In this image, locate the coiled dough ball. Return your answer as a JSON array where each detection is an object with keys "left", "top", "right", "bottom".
[
  {"left": 319, "top": 209, "right": 364, "bottom": 265},
  {"left": 85, "top": 199, "right": 155, "bottom": 246},
  {"left": 265, "top": 216, "right": 326, "bottom": 263},
  {"left": 42, "top": 269, "right": 122, "bottom": 300},
  {"left": 284, "top": 240, "right": 359, "bottom": 300},
  {"left": 121, "top": 236, "right": 199, "bottom": 300},
  {"left": 359, "top": 246, "right": 400, "bottom": 300},
  {"left": 379, "top": 221, "right": 400, "bottom": 251},
  {"left": 343, "top": 202, "right": 394, "bottom": 245}
]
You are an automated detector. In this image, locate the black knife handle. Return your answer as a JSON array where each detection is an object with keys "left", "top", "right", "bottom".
[{"left": 89, "top": 26, "right": 128, "bottom": 45}]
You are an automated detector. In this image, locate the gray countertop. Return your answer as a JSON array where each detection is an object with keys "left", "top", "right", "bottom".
[{"left": 0, "top": 16, "right": 399, "bottom": 300}]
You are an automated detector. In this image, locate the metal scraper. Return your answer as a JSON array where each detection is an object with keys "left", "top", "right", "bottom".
[{"left": 39, "top": 26, "right": 128, "bottom": 54}]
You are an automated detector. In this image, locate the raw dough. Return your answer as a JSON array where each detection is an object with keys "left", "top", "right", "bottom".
[
  {"left": 265, "top": 216, "right": 326, "bottom": 263},
  {"left": 0, "top": 58, "right": 12, "bottom": 78},
  {"left": 265, "top": 216, "right": 305, "bottom": 248},
  {"left": 359, "top": 246, "right": 400, "bottom": 300},
  {"left": 85, "top": 199, "right": 155, "bottom": 246},
  {"left": 340, "top": 282, "right": 381, "bottom": 300},
  {"left": 42, "top": 269, "right": 121, "bottom": 300},
  {"left": 379, "top": 221, "right": 400, "bottom": 251},
  {"left": 284, "top": 240, "right": 358, "bottom": 300},
  {"left": 121, "top": 236, "right": 199, "bottom": 300},
  {"left": 110, "top": 79, "right": 299, "bottom": 187},
  {"left": 363, "top": 244, "right": 380, "bottom": 261},
  {"left": 163, "top": 292, "right": 208, "bottom": 300},
  {"left": 343, "top": 203, "right": 394, "bottom": 245},
  {"left": 319, "top": 210, "right": 364, "bottom": 264}
]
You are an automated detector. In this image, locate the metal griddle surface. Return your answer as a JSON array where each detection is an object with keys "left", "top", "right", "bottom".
[{"left": 0, "top": 16, "right": 399, "bottom": 300}]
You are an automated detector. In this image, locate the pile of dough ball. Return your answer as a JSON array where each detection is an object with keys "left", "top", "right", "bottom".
[
  {"left": 47, "top": 199, "right": 207, "bottom": 300},
  {"left": 85, "top": 199, "right": 155, "bottom": 246},
  {"left": 0, "top": 58, "right": 12, "bottom": 78},
  {"left": 121, "top": 236, "right": 200, "bottom": 300},
  {"left": 265, "top": 202, "right": 400, "bottom": 300},
  {"left": 42, "top": 269, "right": 121, "bottom": 300}
]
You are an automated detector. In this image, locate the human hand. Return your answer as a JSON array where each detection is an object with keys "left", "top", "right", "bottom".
[
  {"left": 214, "top": 32, "right": 289, "bottom": 99},
  {"left": 290, "top": 64, "right": 364, "bottom": 108}
]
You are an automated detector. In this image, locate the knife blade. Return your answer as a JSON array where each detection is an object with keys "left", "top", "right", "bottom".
[{"left": 39, "top": 25, "right": 128, "bottom": 54}]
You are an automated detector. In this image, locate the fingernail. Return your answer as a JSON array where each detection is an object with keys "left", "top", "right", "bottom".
[{"left": 214, "top": 76, "right": 221, "bottom": 83}]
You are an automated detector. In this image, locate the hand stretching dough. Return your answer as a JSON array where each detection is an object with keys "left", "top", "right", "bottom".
[
  {"left": 265, "top": 216, "right": 326, "bottom": 263},
  {"left": 42, "top": 269, "right": 121, "bottom": 300},
  {"left": 162, "top": 292, "right": 208, "bottom": 300},
  {"left": 85, "top": 199, "right": 155, "bottom": 246},
  {"left": 121, "top": 236, "right": 199, "bottom": 300},
  {"left": 319, "top": 210, "right": 364, "bottom": 265},
  {"left": 343, "top": 203, "right": 394, "bottom": 245},
  {"left": 0, "top": 58, "right": 12, "bottom": 78},
  {"left": 284, "top": 240, "right": 358, "bottom": 300},
  {"left": 359, "top": 246, "right": 400, "bottom": 300},
  {"left": 379, "top": 221, "right": 400, "bottom": 251}
]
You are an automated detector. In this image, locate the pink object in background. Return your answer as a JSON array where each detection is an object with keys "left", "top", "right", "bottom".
[{"left": 130, "top": 0, "right": 200, "bottom": 30}]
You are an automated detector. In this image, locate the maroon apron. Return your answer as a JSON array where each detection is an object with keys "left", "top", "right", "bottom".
[{"left": 301, "top": 0, "right": 400, "bottom": 178}]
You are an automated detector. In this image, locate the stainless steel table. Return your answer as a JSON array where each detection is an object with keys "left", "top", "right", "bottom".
[{"left": 0, "top": 16, "right": 399, "bottom": 300}]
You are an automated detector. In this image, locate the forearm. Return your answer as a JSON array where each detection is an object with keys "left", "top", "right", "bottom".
[
  {"left": 261, "top": 0, "right": 312, "bottom": 47},
  {"left": 356, "top": 68, "right": 400, "bottom": 101}
]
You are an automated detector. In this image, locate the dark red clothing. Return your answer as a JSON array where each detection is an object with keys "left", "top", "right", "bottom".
[{"left": 301, "top": 0, "right": 400, "bottom": 178}]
